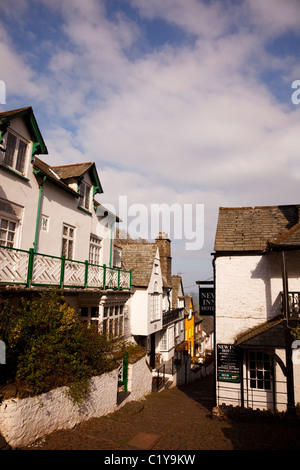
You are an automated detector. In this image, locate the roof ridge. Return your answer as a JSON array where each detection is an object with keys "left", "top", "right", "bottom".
[
  {"left": 219, "top": 204, "right": 300, "bottom": 211},
  {"left": 51, "top": 162, "right": 94, "bottom": 168}
]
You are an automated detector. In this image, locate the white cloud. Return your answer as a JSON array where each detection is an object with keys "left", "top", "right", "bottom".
[{"left": 1, "top": 0, "right": 300, "bottom": 286}]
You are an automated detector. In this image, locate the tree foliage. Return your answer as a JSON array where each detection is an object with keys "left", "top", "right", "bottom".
[{"left": 0, "top": 291, "right": 115, "bottom": 402}]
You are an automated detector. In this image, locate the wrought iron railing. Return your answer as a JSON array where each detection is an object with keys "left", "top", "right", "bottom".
[
  {"left": 281, "top": 291, "right": 300, "bottom": 315},
  {"left": 162, "top": 307, "right": 184, "bottom": 326},
  {"left": 0, "top": 245, "right": 131, "bottom": 290}
]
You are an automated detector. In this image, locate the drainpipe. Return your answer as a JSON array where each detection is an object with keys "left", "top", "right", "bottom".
[
  {"left": 281, "top": 250, "right": 296, "bottom": 414},
  {"left": 109, "top": 217, "right": 116, "bottom": 268},
  {"left": 33, "top": 175, "right": 46, "bottom": 252}
]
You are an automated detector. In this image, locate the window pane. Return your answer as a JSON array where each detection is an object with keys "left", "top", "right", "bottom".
[
  {"left": 68, "top": 240, "right": 73, "bottom": 259},
  {"left": 62, "top": 238, "right": 68, "bottom": 257},
  {"left": 4, "top": 133, "right": 16, "bottom": 167},
  {"left": 80, "top": 307, "right": 88, "bottom": 317},
  {"left": 91, "top": 307, "right": 99, "bottom": 318},
  {"left": 15, "top": 140, "right": 27, "bottom": 173},
  {"left": 1, "top": 219, "right": 8, "bottom": 229},
  {"left": 85, "top": 185, "right": 91, "bottom": 209}
]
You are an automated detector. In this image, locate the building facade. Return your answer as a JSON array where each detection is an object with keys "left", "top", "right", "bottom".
[
  {"left": 0, "top": 107, "right": 131, "bottom": 340},
  {"left": 119, "top": 233, "right": 185, "bottom": 369},
  {"left": 214, "top": 205, "right": 300, "bottom": 412}
]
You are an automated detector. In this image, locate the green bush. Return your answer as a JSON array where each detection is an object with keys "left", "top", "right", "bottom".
[{"left": 0, "top": 291, "right": 115, "bottom": 403}]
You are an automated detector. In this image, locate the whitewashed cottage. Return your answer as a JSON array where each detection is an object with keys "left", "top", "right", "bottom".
[
  {"left": 214, "top": 205, "right": 300, "bottom": 413},
  {"left": 119, "top": 233, "right": 185, "bottom": 369},
  {"left": 0, "top": 107, "right": 131, "bottom": 338}
]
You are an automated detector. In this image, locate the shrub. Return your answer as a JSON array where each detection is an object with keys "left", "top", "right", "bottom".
[{"left": 0, "top": 291, "right": 115, "bottom": 403}]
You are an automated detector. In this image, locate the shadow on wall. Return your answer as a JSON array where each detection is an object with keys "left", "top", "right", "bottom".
[{"left": 251, "top": 250, "right": 300, "bottom": 321}]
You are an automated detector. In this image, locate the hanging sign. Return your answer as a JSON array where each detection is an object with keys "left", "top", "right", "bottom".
[
  {"left": 199, "top": 287, "right": 214, "bottom": 316},
  {"left": 217, "top": 344, "right": 241, "bottom": 383}
]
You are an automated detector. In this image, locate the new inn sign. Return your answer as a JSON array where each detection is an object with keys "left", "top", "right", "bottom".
[{"left": 199, "top": 287, "right": 215, "bottom": 316}]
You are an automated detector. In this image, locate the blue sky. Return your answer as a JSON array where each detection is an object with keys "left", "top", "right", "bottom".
[{"left": 1, "top": 0, "right": 300, "bottom": 294}]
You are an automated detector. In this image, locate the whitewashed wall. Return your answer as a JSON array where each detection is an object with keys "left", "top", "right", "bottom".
[
  {"left": 0, "top": 117, "right": 38, "bottom": 251},
  {"left": 0, "top": 356, "right": 152, "bottom": 448},
  {"left": 215, "top": 251, "right": 300, "bottom": 411}
]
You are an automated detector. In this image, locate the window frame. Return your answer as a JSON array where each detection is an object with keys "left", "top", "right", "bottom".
[
  {"left": 248, "top": 351, "right": 273, "bottom": 391},
  {"left": 1, "top": 130, "right": 29, "bottom": 176},
  {"left": 0, "top": 215, "right": 17, "bottom": 248},
  {"left": 89, "top": 234, "right": 102, "bottom": 265},
  {"left": 61, "top": 223, "right": 75, "bottom": 260},
  {"left": 78, "top": 181, "right": 91, "bottom": 211},
  {"left": 102, "top": 302, "right": 125, "bottom": 339}
]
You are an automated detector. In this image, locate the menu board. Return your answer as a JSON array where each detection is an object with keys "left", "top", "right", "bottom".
[{"left": 217, "top": 344, "right": 241, "bottom": 383}]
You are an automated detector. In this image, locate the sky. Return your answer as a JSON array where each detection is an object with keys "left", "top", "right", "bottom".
[{"left": 1, "top": 0, "right": 300, "bottom": 295}]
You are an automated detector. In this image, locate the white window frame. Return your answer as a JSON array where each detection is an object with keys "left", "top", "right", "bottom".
[
  {"left": 160, "top": 325, "right": 175, "bottom": 352},
  {"left": 78, "top": 181, "right": 91, "bottom": 211},
  {"left": 41, "top": 215, "right": 49, "bottom": 233},
  {"left": 1, "top": 130, "right": 29, "bottom": 175},
  {"left": 89, "top": 234, "right": 102, "bottom": 265},
  {"left": 150, "top": 292, "right": 160, "bottom": 322},
  {"left": 61, "top": 223, "right": 75, "bottom": 259},
  {"left": 0, "top": 215, "right": 17, "bottom": 247},
  {"left": 102, "top": 303, "right": 125, "bottom": 339},
  {"left": 79, "top": 306, "right": 100, "bottom": 327}
]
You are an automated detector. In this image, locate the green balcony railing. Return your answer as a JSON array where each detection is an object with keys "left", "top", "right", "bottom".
[{"left": 0, "top": 245, "right": 131, "bottom": 291}]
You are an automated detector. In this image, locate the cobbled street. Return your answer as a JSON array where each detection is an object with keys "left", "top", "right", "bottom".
[{"left": 19, "top": 375, "right": 300, "bottom": 451}]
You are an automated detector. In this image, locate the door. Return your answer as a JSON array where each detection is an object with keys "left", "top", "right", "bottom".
[
  {"left": 150, "top": 333, "right": 156, "bottom": 369},
  {"left": 247, "top": 350, "right": 274, "bottom": 411}
]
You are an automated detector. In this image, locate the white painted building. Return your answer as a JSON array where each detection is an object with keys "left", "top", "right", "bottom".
[
  {"left": 214, "top": 205, "right": 300, "bottom": 412},
  {"left": 0, "top": 107, "right": 131, "bottom": 339},
  {"left": 119, "top": 233, "right": 185, "bottom": 368}
]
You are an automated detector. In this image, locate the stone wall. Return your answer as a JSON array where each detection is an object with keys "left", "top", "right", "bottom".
[{"left": 0, "top": 356, "right": 152, "bottom": 448}]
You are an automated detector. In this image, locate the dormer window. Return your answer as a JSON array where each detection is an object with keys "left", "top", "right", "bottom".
[
  {"left": 2, "top": 131, "right": 28, "bottom": 174},
  {"left": 78, "top": 181, "right": 91, "bottom": 211}
]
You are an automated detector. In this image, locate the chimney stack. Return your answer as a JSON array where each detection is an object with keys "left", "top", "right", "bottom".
[{"left": 155, "top": 232, "right": 172, "bottom": 286}]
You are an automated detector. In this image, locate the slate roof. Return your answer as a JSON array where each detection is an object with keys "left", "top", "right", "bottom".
[
  {"left": 234, "top": 316, "right": 285, "bottom": 347},
  {"left": 0, "top": 106, "right": 48, "bottom": 155},
  {"left": 33, "top": 157, "right": 104, "bottom": 199},
  {"left": 171, "top": 275, "right": 184, "bottom": 308},
  {"left": 120, "top": 243, "right": 158, "bottom": 287},
  {"left": 51, "top": 162, "right": 94, "bottom": 179},
  {"left": 214, "top": 205, "right": 300, "bottom": 252},
  {"left": 33, "top": 157, "right": 79, "bottom": 196},
  {"left": 200, "top": 316, "right": 214, "bottom": 335}
]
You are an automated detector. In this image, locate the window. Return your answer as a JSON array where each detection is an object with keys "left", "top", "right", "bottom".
[
  {"left": 89, "top": 234, "right": 101, "bottom": 264},
  {"left": 41, "top": 215, "right": 49, "bottom": 232},
  {"left": 79, "top": 181, "right": 91, "bottom": 211},
  {"left": 160, "top": 326, "right": 175, "bottom": 352},
  {"left": 0, "top": 217, "right": 16, "bottom": 247},
  {"left": 2, "top": 131, "right": 28, "bottom": 174},
  {"left": 79, "top": 306, "right": 99, "bottom": 327},
  {"left": 249, "top": 351, "right": 272, "bottom": 390},
  {"left": 150, "top": 281, "right": 160, "bottom": 322},
  {"left": 62, "top": 223, "right": 75, "bottom": 259},
  {"left": 150, "top": 293, "right": 160, "bottom": 321},
  {"left": 103, "top": 303, "right": 125, "bottom": 339}
]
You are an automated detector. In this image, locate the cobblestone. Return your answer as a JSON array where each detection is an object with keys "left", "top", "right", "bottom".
[{"left": 20, "top": 375, "right": 300, "bottom": 451}]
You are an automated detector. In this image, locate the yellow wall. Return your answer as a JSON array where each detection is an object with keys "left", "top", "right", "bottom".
[{"left": 185, "top": 297, "right": 195, "bottom": 357}]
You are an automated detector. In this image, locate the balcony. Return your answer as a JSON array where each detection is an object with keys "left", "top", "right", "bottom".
[
  {"left": 162, "top": 307, "right": 184, "bottom": 326},
  {"left": 0, "top": 245, "right": 131, "bottom": 291},
  {"left": 281, "top": 291, "right": 300, "bottom": 316}
]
